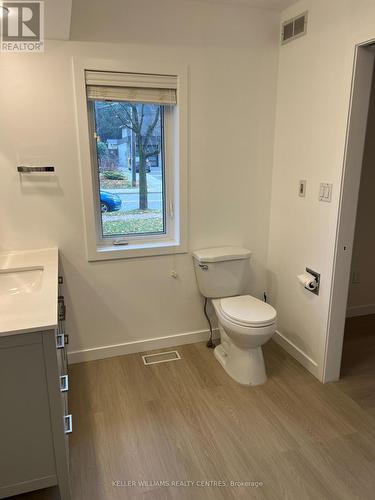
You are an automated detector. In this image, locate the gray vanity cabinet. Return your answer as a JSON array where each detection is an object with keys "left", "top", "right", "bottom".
[{"left": 0, "top": 307, "right": 71, "bottom": 498}]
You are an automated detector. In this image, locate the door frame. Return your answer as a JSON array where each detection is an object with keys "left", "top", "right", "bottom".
[{"left": 323, "top": 40, "right": 375, "bottom": 382}]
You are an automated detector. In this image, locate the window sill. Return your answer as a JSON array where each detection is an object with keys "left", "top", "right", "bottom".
[{"left": 87, "top": 239, "right": 187, "bottom": 261}]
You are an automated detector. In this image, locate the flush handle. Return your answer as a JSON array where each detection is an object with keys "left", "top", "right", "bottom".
[{"left": 199, "top": 264, "right": 209, "bottom": 271}]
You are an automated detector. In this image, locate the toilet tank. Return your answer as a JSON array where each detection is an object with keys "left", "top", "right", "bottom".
[{"left": 193, "top": 247, "right": 251, "bottom": 298}]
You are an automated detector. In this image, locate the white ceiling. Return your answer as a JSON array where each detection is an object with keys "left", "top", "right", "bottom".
[
  {"left": 44, "top": 0, "right": 72, "bottom": 40},
  {"left": 44, "top": 0, "right": 297, "bottom": 40},
  {"left": 188, "top": 0, "right": 298, "bottom": 10}
]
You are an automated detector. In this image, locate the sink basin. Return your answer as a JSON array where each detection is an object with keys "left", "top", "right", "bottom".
[
  {"left": 0, "top": 248, "right": 57, "bottom": 336},
  {"left": 0, "top": 267, "right": 43, "bottom": 296}
]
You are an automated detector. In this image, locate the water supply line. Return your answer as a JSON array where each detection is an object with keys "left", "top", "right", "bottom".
[{"left": 204, "top": 297, "right": 215, "bottom": 348}]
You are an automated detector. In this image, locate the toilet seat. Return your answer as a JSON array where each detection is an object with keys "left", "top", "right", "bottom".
[{"left": 219, "top": 295, "right": 276, "bottom": 328}]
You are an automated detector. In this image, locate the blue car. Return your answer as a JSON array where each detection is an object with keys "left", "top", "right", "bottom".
[{"left": 100, "top": 191, "right": 122, "bottom": 213}]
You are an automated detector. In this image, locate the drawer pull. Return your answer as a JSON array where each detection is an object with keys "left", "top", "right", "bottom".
[
  {"left": 58, "top": 296, "right": 66, "bottom": 321},
  {"left": 60, "top": 374, "right": 69, "bottom": 392},
  {"left": 56, "top": 333, "right": 65, "bottom": 349},
  {"left": 64, "top": 414, "right": 73, "bottom": 434}
]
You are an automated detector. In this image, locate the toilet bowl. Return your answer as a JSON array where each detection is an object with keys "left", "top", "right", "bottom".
[
  {"left": 192, "top": 246, "right": 277, "bottom": 386},
  {"left": 212, "top": 295, "right": 277, "bottom": 385}
]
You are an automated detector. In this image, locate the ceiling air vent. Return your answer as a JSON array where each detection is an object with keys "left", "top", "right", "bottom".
[{"left": 282, "top": 12, "right": 308, "bottom": 45}]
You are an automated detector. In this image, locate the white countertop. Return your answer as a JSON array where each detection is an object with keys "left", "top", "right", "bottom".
[{"left": 0, "top": 248, "right": 59, "bottom": 337}]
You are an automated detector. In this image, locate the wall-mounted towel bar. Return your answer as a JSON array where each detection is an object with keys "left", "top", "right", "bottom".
[{"left": 17, "top": 166, "right": 55, "bottom": 173}]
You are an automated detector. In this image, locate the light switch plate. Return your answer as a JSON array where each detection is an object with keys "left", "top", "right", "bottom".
[{"left": 319, "top": 183, "right": 333, "bottom": 202}]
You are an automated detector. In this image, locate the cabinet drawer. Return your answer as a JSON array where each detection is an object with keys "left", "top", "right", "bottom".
[
  {"left": 56, "top": 345, "right": 68, "bottom": 376},
  {"left": 55, "top": 323, "right": 68, "bottom": 376},
  {"left": 61, "top": 389, "right": 69, "bottom": 418}
]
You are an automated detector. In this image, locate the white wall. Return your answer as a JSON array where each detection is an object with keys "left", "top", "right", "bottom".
[
  {"left": 347, "top": 68, "right": 375, "bottom": 314},
  {"left": 70, "top": 0, "right": 278, "bottom": 47},
  {"left": 0, "top": 1, "right": 280, "bottom": 359},
  {"left": 268, "top": 0, "right": 375, "bottom": 379}
]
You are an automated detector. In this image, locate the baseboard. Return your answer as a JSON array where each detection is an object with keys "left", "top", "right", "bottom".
[
  {"left": 346, "top": 303, "right": 375, "bottom": 318},
  {"left": 273, "top": 330, "right": 320, "bottom": 378},
  {"left": 68, "top": 327, "right": 321, "bottom": 379},
  {"left": 68, "top": 328, "right": 219, "bottom": 364}
]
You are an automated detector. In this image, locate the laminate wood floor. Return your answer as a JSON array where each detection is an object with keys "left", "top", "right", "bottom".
[
  {"left": 9, "top": 338, "right": 375, "bottom": 500},
  {"left": 337, "top": 314, "right": 375, "bottom": 418}
]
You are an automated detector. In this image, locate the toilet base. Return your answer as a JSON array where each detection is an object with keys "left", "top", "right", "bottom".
[{"left": 214, "top": 334, "right": 267, "bottom": 386}]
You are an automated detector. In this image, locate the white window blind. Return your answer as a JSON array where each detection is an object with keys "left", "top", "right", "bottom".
[{"left": 85, "top": 71, "right": 177, "bottom": 105}]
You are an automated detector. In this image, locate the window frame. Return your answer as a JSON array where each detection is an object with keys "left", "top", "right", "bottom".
[{"left": 73, "top": 58, "right": 188, "bottom": 261}]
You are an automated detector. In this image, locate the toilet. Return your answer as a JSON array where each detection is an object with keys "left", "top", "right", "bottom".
[{"left": 193, "top": 247, "right": 277, "bottom": 386}]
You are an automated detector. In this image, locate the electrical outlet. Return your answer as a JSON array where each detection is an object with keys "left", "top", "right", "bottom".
[{"left": 299, "top": 180, "right": 306, "bottom": 197}]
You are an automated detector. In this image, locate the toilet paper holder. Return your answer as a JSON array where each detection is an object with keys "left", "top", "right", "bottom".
[{"left": 305, "top": 267, "right": 320, "bottom": 296}]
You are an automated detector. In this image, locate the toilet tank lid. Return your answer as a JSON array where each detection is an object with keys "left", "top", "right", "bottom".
[{"left": 192, "top": 246, "right": 251, "bottom": 263}]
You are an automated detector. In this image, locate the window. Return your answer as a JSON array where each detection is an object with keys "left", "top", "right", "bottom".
[
  {"left": 78, "top": 68, "right": 187, "bottom": 260},
  {"left": 91, "top": 100, "right": 166, "bottom": 239}
]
